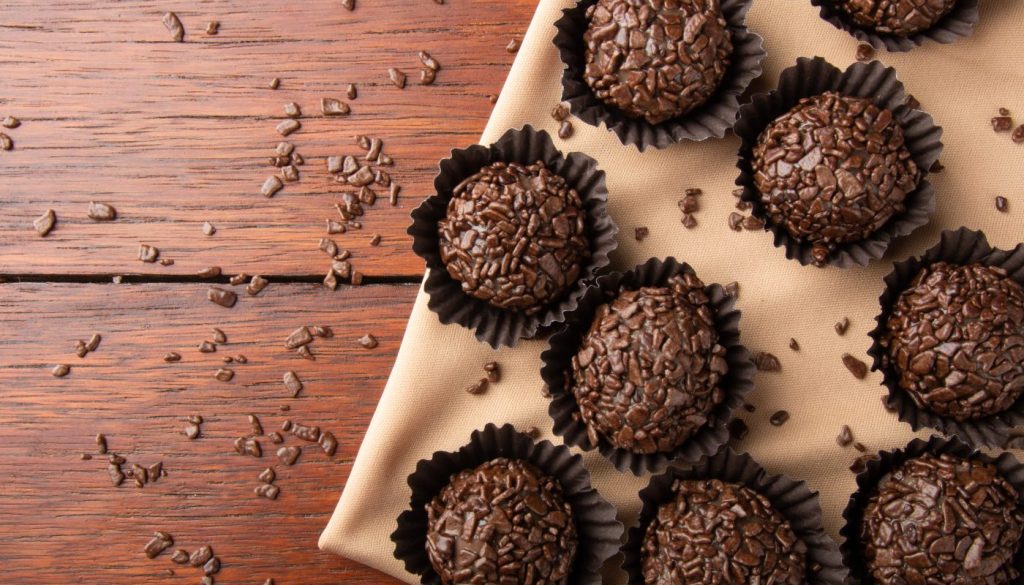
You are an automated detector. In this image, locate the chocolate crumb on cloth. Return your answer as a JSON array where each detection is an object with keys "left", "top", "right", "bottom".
[
  {"left": 409, "top": 125, "right": 618, "bottom": 348},
  {"left": 553, "top": 0, "right": 766, "bottom": 149},
  {"left": 540, "top": 257, "right": 755, "bottom": 475},
  {"left": 391, "top": 424, "right": 622, "bottom": 585},
  {"left": 811, "top": 0, "right": 980, "bottom": 52},
  {"left": 869, "top": 228, "right": 1024, "bottom": 448},
  {"left": 623, "top": 449, "right": 847, "bottom": 585},
  {"left": 841, "top": 435, "right": 1024, "bottom": 585},
  {"left": 734, "top": 57, "right": 942, "bottom": 268}
]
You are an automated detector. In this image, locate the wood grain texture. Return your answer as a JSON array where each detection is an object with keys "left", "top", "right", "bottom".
[
  {"left": 0, "top": 0, "right": 536, "bottom": 278},
  {"left": 0, "top": 1, "right": 537, "bottom": 583},
  {"left": 0, "top": 281, "right": 418, "bottom": 583}
]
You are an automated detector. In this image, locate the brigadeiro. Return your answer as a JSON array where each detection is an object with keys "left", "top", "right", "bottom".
[
  {"left": 811, "top": 0, "right": 979, "bottom": 51},
  {"left": 583, "top": 0, "right": 733, "bottom": 125},
  {"left": 842, "top": 435, "right": 1024, "bottom": 585},
  {"left": 410, "top": 126, "right": 618, "bottom": 348},
  {"left": 623, "top": 449, "right": 847, "bottom": 584},
  {"left": 438, "top": 161, "right": 588, "bottom": 315},
  {"left": 752, "top": 91, "right": 920, "bottom": 266},
  {"left": 554, "top": 0, "right": 766, "bottom": 148},
  {"left": 869, "top": 228, "right": 1024, "bottom": 448},
  {"left": 734, "top": 57, "right": 942, "bottom": 268},
  {"left": 573, "top": 271, "right": 727, "bottom": 454},
  {"left": 541, "top": 257, "right": 755, "bottom": 475},
  {"left": 392, "top": 424, "right": 623, "bottom": 585},
  {"left": 425, "top": 459, "right": 576, "bottom": 584}
]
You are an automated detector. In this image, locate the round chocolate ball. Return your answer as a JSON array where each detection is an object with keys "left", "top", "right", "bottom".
[
  {"left": 837, "top": 0, "right": 958, "bottom": 36},
  {"left": 424, "top": 458, "right": 578, "bottom": 585},
  {"left": 642, "top": 479, "right": 806, "bottom": 584},
  {"left": 752, "top": 91, "right": 920, "bottom": 266},
  {"left": 861, "top": 453, "right": 1024, "bottom": 584},
  {"left": 437, "top": 161, "right": 590, "bottom": 315},
  {"left": 571, "top": 272, "right": 727, "bottom": 454},
  {"left": 583, "top": 0, "right": 734, "bottom": 125},
  {"left": 883, "top": 262, "right": 1024, "bottom": 421}
]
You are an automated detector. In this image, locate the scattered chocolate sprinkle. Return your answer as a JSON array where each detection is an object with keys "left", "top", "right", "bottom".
[
  {"left": 855, "top": 42, "right": 874, "bottom": 61},
  {"left": 144, "top": 531, "right": 174, "bottom": 558},
  {"left": 261, "top": 176, "right": 283, "bottom": 197},
  {"left": 0, "top": 133, "right": 13, "bottom": 151},
  {"left": 551, "top": 103, "right": 569, "bottom": 121},
  {"left": 1013, "top": 124, "right": 1024, "bottom": 144},
  {"left": 276, "top": 119, "right": 300, "bottom": 137},
  {"left": 283, "top": 371, "right": 302, "bottom": 397},
  {"left": 269, "top": 78, "right": 280, "bottom": 90},
  {"left": 753, "top": 352, "right": 781, "bottom": 372},
  {"left": 320, "top": 431, "right": 338, "bottom": 456},
  {"left": 87, "top": 202, "right": 116, "bottom": 221},
  {"left": 634, "top": 226, "right": 649, "bottom": 241},
  {"left": 283, "top": 102, "right": 301, "bottom": 118},
  {"left": 558, "top": 120, "right": 574, "bottom": 139},
  {"left": 996, "top": 196, "right": 1009, "bottom": 212},
  {"left": 246, "top": 275, "right": 269, "bottom": 296},
  {"left": 369, "top": 234, "right": 381, "bottom": 247},
  {"left": 52, "top": 364, "right": 70, "bottom": 377},
  {"left": 161, "top": 12, "right": 184, "bottom": 42},
  {"left": 207, "top": 287, "right": 237, "bottom": 308},
  {"left": 506, "top": 38, "right": 520, "bottom": 53},
  {"left": 993, "top": 115, "right": 1013, "bottom": 132},
  {"left": 205, "top": 21, "right": 219, "bottom": 35},
  {"left": 836, "top": 424, "right": 853, "bottom": 447},
  {"left": 276, "top": 446, "right": 300, "bottom": 466},
  {"left": 724, "top": 281, "right": 739, "bottom": 298},
  {"left": 483, "top": 361, "right": 501, "bottom": 383},
  {"left": 769, "top": 410, "right": 790, "bottom": 426},
  {"left": 358, "top": 333, "right": 378, "bottom": 349},
  {"left": 164, "top": 352, "right": 182, "bottom": 363},
  {"left": 215, "top": 368, "right": 234, "bottom": 382},
  {"left": 346, "top": 84, "right": 357, "bottom": 99},
  {"left": 834, "top": 317, "right": 849, "bottom": 335},
  {"left": 388, "top": 68, "right": 407, "bottom": 89},
  {"left": 322, "top": 98, "right": 350, "bottom": 116},
  {"left": 788, "top": 338, "right": 799, "bottom": 351},
  {"left": 466, "top": 378, "right": 488, "bottom": 395},
  {"left": 196, "top": 266, "right": 221, "bottom": 278},
  {"left": 1, "top": 116, "right": 20, "bottom": 129},
  {"left": 841, "top": 353, "right": 868, "bottom": 379},
  {"left": 33, "top": 209, "right": 56, "bottom": 236}
]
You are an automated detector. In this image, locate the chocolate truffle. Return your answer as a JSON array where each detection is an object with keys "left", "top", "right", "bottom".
[
  {"left": 425, "top": 458, "right": 578, "bottom": 585},
  {"left": 438, "top": 161, "right": 590, "bottom": 315},
  {"left": 861, "top": 453, "right": 1024, "bottom": 584},
  {"left": 571, "top": 272, "right": 727, "bottom": 454},
  {"left": 837, "top": 0, "right": 958, "bottom": 37},
  {"left": 752, "top": 91, "right": 920, "bottom": 266},
  {"left": 583, "top": 0, "right": 734, "bottom": 125},
  {"left": 642, "top": 479, "right": 806, "bottom": 584},
  {"left": 883, "top": 262, "right": 1024, "bottom": 421}
]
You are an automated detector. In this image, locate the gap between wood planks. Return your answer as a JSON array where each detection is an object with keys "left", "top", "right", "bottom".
[{"left": 0, "top": 273, "right": 423, "bottom": 285}]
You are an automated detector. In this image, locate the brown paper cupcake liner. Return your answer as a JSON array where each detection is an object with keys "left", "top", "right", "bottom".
[
  {"left": 733, "top": 57, "right": 942, "bottom": 268},
  {"left": 408, "top": 125, "right": 619, "bottom": 349},
  {"left": 553, "top": 0, "right": 767, "bottom": 151},
  {"left": 840, "top": 434, "right": 1024, "bottom": 584},
  {"left": 810, "top": 0, "right": 980, "bottom": 52},
  {"left": 390, "top": 423, "right": 624, "bottom": 585},
  {"left": 867, "top": 227, "right": 1024, "bottom": 449},
  {"left": 540, "top": 256, "right": 756, "bottom": 476},
  {"left": 622, "top": 448, "right": 848, "bottom": 584}
]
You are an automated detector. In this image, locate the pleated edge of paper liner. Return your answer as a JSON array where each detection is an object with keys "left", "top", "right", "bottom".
[
  {"left": 733, "top": 56, "right": 943, "bottom": 268},
  {"left": 810, "top": 0, "right": 980, "bottom": 53},
  {"left": 621, "top": 447, "right": 848, "bottom": 584},
  {"left": 553, "top": 0, "right": 767, "bottom": 151},
  {"left": 408, "top": 124, "right": 619, "bottom": 349},
  {"left": 839, "top": 434, "right": 1024, "bottom": 584},
  {"left": 390, "top": 423, "right": 625, "bottom": 585},
  {"left": 540, "top": 256, "right": 756, "bottom": 476},
  {"left": 866, "top": 226, "right": 1024, "bottom": 449}
]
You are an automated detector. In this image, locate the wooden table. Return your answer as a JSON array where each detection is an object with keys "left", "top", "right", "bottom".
[{"left": 0, "top": 1, "right": 535, "bottom": 582}]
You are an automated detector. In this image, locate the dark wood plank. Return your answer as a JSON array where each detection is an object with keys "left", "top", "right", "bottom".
[
  {"left": 0, "top": 0, "right": 536, "bottom": 278},
  {"left": 0, "top": 281, "right": 418, "bottom": 583}
]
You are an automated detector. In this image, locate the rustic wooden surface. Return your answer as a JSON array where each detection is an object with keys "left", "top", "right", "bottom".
[{"left": 0, "top": 1, "right": 536, "bottom": 583}]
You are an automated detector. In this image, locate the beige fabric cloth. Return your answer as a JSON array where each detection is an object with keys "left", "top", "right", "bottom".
[{"left": 320, "top": 0, "right": 1024, "bottom": 582}]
